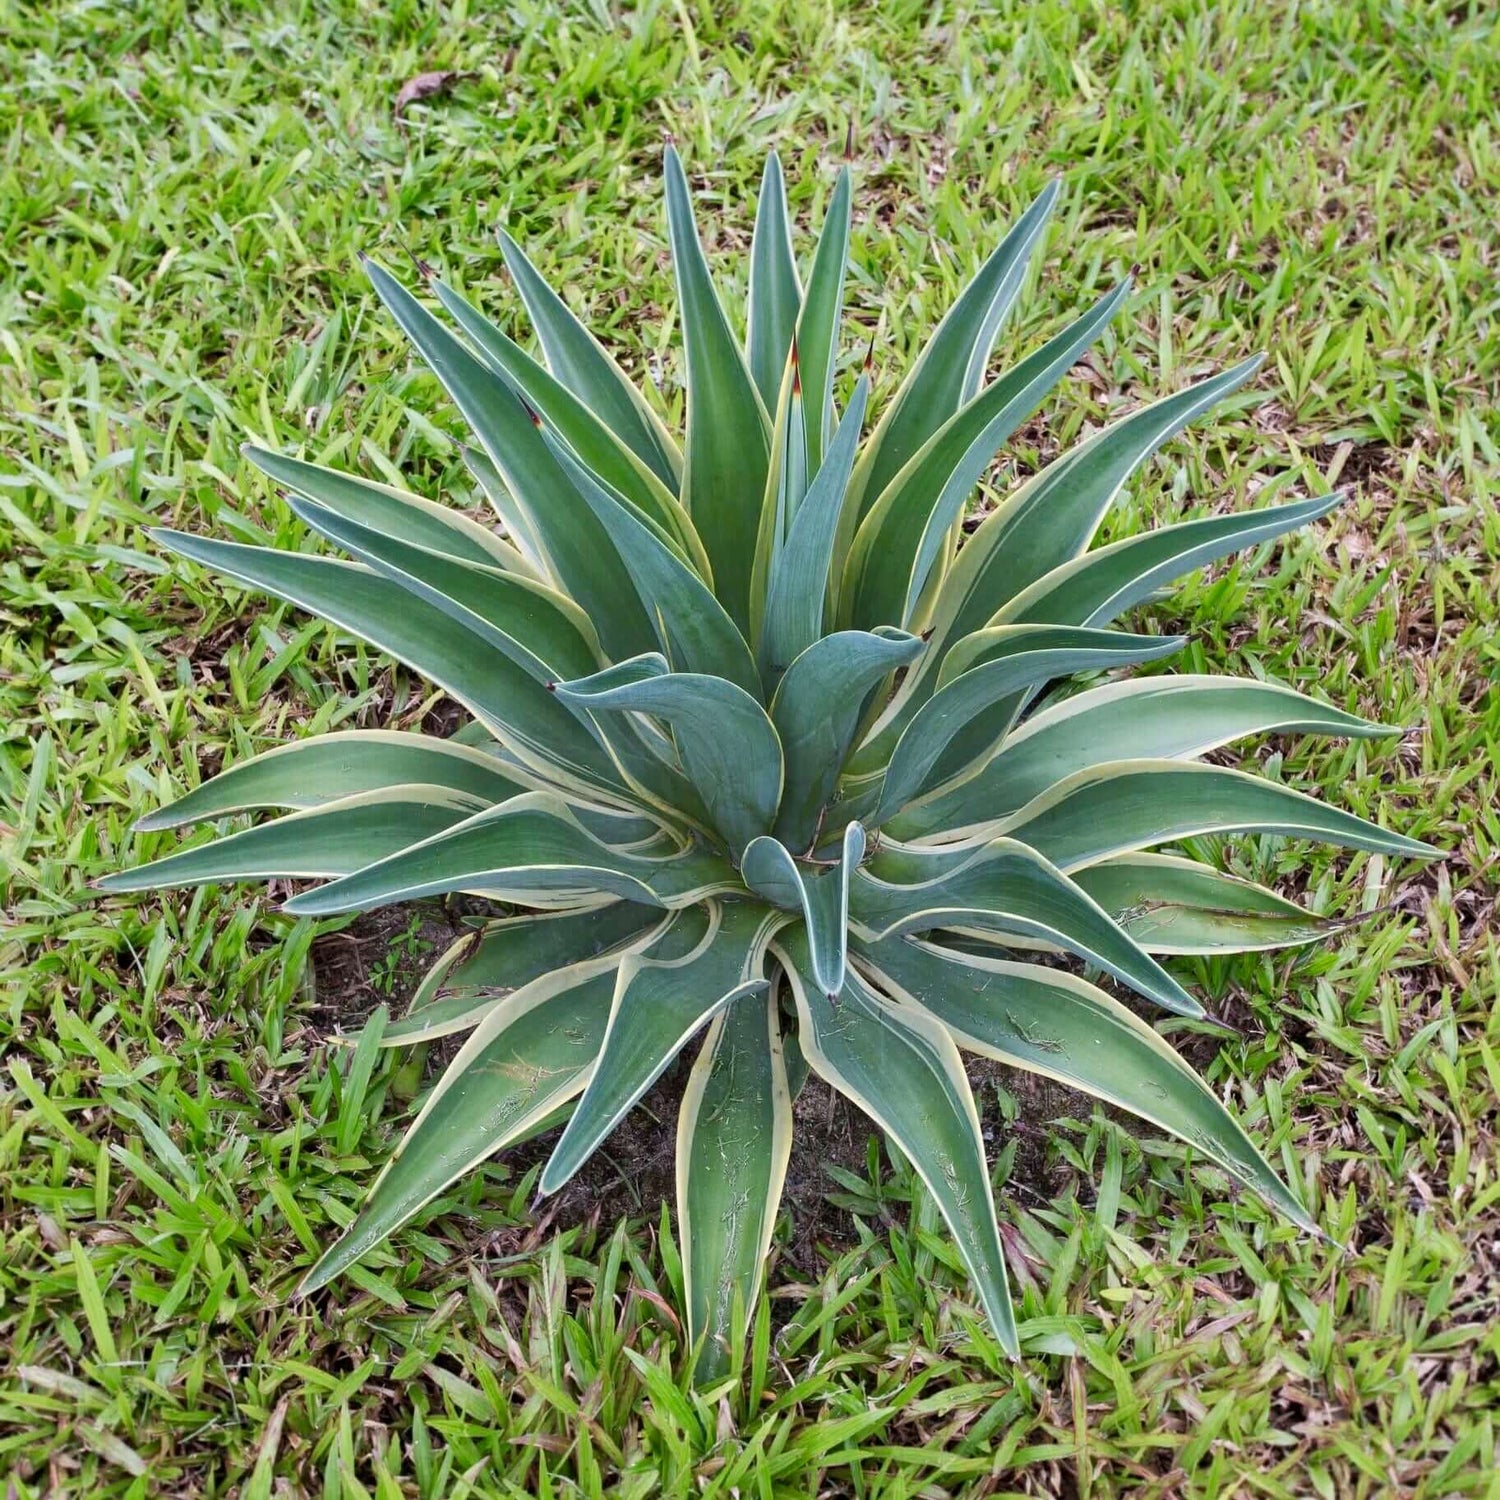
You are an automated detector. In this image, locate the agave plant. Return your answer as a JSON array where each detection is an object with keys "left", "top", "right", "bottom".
[{"left": 103, "top": 149, "right": 1429, "bottom": 1381}]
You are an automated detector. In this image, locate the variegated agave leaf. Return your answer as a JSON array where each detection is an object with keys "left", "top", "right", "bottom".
[{"left": 103, "top": 151, "right": 1432, "bottom": 1385}]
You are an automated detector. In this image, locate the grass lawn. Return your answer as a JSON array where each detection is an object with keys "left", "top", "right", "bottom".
[{"left": 3, "top": 0, "right": 1498, "bottom": 1493}]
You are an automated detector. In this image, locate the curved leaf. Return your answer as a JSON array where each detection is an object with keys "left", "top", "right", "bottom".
[
  {"left": 795, "top": 166, "right": 851, "bottom": 471},
  {"left": 147, "top": 529, "right": 628, "bottom": 805},
  {"left": 741, "top": 822, "right": 864, "bottom": 997},
  {"left": 891, "top": 675, "right": 1393, "bottom": 840},
  {"left": 677, "top": 987, "right": 792, "bottom": 1384},
  {"left": 245, "top": 444, "right": 532, "bottom": 574},
  {"left": 387, "top": 904, "right": 666, "bottom": 1044},
  {"left": 280, "top": 493, "right": 601, "bottom": 681},
  {"left": 776, "top": 928, "right": 1018, "bottom": 1355},
  {"left": 99, "top": 786, "right": 483, "bottom": 892},
  {"left": 430, "top": 277, "right": 707, "bottom": 572},
  {"left": 134, "top": 730, "right": 529, "bottom": 833},
  {"left": 768, "top": 624, "right": 922, "bottom": 850},
  {"left": 857, "top": 935, "right": 1318, "bottom": 1232},
  {"left": 540, "top": 433, "right": 761, "bottom": 697},
  {"left": 841, "top": 179, "right": 1060, "bottom": 534},
  {"left": 299, "top": 951, "right": 623, "bottom": 1293},
  {"left": 282, "top": 793, "right": 738, "bottom": 916},
  {"left": 997, "top": 491, "right": 1347, "bottom": 629},
  {"left": 540, "top": 901, "right": 783, "bottom": 1192},
  {"left": 994, "top": 759, "right": 1434, "bottom": 870},
  {"left": 555, "top": 658, "right": 783, "bottom": 858},
  {"left": 851, "top": 837, "right": 1201, "bottom": 1016},
  {"left": 866, "top": 629, "right": 1185, "bottom": 821},
  {"left": 1070, "top": 853, "right": 1339, "bottom": 954}
]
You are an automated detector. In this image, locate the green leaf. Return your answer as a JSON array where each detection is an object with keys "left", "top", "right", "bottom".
[
  {"left": 663, "top": 145, "right": 772, "bottom": 634},
  {"left": 134, "top": 730, "right": 529, "bottom": 833},
  {"left": 768, "top": 624, "right": 922, "bottom": 850},
  {"left": 997, "top": 491, "right": 1347, "bottom": 629},
  {"left": 98, "top": 786, "right": 484, "bottom": 892},
  {"left": 539, "top": 432, "right": 761, "bottom": 697},
  {"left": 756, "top": 378, "right": 871, "bottom": 688},
  {"left": 387, "top": 905, "right": 666, "bottom": 1044},
  {"left": 554, "top": 658, "right": 784, "bottom": 858},
  {"left": 994, "top": 760, "right": 1435, "bottom": 869},
  {"left": 741, "top": 822, "right": 864, "bottom": 997},
  {"left": 1070, "top": 853, "right": 1340, "bottom": 953},
  {"left": 676, "top": 988, "right": 792, "bottom": 1384},
  {"left": 776, "top": 928, "right": 1018, "bottom": 1355},
  {"left": 842, "top": 279, "right": 1131, "bottom": 630},
  {"left": 281, "top": 792, "right": 738, "bottom": 916},
  {"left": 429, "top": 278, "right": 708, "bottom": 573},
  {"left": 864, "top": 628, "right": 1186, "bottom": 821},
  {"left": 497, "top": 228, "right": 681, "bottom": 488},
  {"left": 279, "top": 492, "right": 602, "bottom": 682},
  {"left": 244, "top": 444, "right": 534, "bottom": 575},
  {"left": 795, "top": 166, "right": 851, "bottom": 472},
  {"left": 299, "top": 952, "right": 622, "bottom": 1293},
  {"left": 748, "top": 341, "right": 809, "bottom": 650},
  {"left": 746, "top": 153, "right": 801, "bottom": 411},
  {"left": 540, "top": 901, "right": 782, "bottom": 1192},
  {"left": 364, "top": 257, "right": 659, "bottom": 662},
  {"left": 851, "top": 836, "right": 1202, "bottom": 1016},
  {"left": 857, "top": 935, "right": 1318, "bottom": 1233},
  {"left": 460, "top": 443, "right": 547, "bottom": 575},
  {"left": 891, "top": 674, "right": 1391, "bottom": 840},
  {"left": 841, "top": 180, "right": 1061, "bottom": 533},
  {"left": 147, "top": 529, "right": 628, "bottom": 806}
]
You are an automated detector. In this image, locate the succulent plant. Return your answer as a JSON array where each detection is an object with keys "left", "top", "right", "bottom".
[{"left": 103, "top": 149, "right": 1429, "bottom": 1382}]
